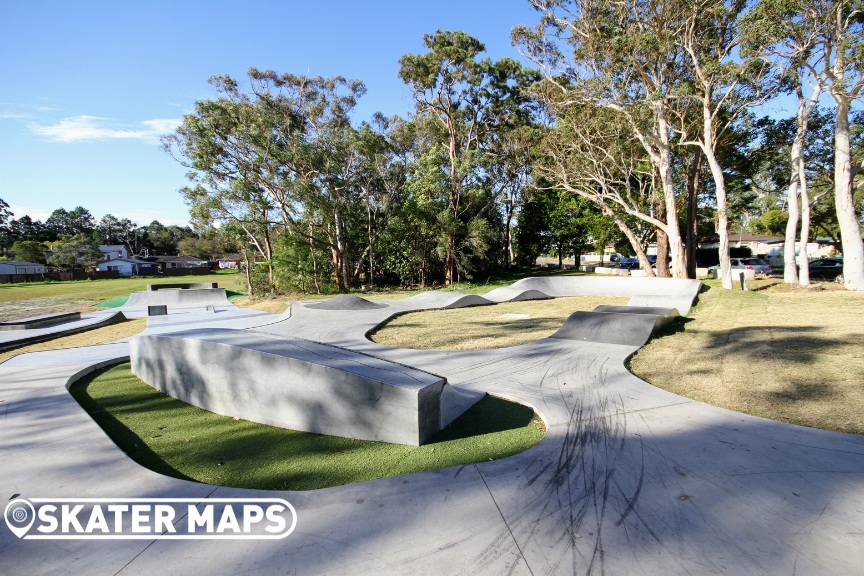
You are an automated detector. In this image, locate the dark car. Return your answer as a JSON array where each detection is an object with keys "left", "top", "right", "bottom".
[
  {"left": 619, "top": 257, "right": 640, "bottom": 270},
  {"left": 609, "top": 253, "right": 621, "bottom": 262},
  {"left": 646, "top": 255, "right": 657, "bottom": 265},
  {"left": 808, "top": 257, "right": 844, "bottom": 280}
]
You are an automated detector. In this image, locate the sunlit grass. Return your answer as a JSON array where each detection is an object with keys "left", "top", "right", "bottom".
[{"left": 70, "top": 363, "right": 546, "bottom": 490}]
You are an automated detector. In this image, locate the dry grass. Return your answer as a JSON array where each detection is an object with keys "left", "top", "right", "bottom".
[
  {"left": 371, "top": 296, "right": 628, "bottom": 350},
  {"left": 231, "top": 296, "right": 290, "bottom": 314},
  {"left": 630, "top": 279, "right": 864, "bottom": 434},
  {"left": 0, "top": 318, "right": 147, "bottom": 364}
]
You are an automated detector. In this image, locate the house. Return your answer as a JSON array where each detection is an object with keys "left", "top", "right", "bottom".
[
  {"left": 96, "top": 258, "right": 156, "bottom": 278},
  {"left": 761, "top": 237, "right": 839, "bottom": 266},
  {"left": 217, "top": 253, "right": 242, "bottom": 270},
  {"left": 98, "top": 244, "right": 129, "bottom": 261},
  {"left": 141, "top": 255, "right": 210, "bottom": 272},
  {"left": 0, "top": 261, "right": 45, "bottom": 275},
  {"left": 699, "top": 233, "right": 783, "bottom": 257}
]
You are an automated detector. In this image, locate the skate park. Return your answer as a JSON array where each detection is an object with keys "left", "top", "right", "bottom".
[{"left": 2, "top": 276, "right": 863, "bottom": 575}]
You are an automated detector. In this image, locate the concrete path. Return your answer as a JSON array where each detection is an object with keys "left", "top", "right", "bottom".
[{"left": 2, "top": 277, "right": 864, "bottom": 575}]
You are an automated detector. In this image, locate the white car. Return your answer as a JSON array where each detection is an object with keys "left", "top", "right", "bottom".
[{"left": 709, "top": 257, "right": 773, "bottom": 276}]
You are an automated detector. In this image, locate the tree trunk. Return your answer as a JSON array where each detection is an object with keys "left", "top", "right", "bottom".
[
  {"left": 603, "top": 205, "right": 655, "bottom": 277},
  {"left": 833, "top": 98, "right": 864, "bottom": 290},
  {"left": 655, "top": 194, "right": 670, "bottom": 277},
  {"left": 444, "top": 233, "right": 455, "bottom": 285},
  {"left": 783, "top": 152, "right": 801, "bottom": 284},
  {"left": 657, "top": 114, "right": 686, "bottom": 278},
  {"left": 685, "top": 149, "right": 702, "bottom": 279}
]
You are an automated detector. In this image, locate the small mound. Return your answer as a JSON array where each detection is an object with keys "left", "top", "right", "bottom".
[
  {"left": 483, "top": 287, "right": 551, "bottom": 303},
  {"left": 306, "top": 295, "right": 388, "bottom": 310},
  {"left": 405, "top": 291, "right": 492, "bottom": 309}
]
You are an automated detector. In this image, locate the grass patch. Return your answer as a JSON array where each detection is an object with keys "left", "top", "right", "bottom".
[
  {"left": 629, "top": 279, "right": 864, "bottom": 434},
  {"left": 0, "top": 318, "right": 147, "bottom": 363},
  {"left": 70, "top": 363, "right": 546, "bottom": 490},
  {"left": 371, "top": 296, "right": 628, "bottom": 350}
]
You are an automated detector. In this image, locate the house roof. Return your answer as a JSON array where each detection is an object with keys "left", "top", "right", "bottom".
[
  {"left": 98, "top": 245, "right": 126, "bottom": 252},
  {"left": 149, "top": 255, "right": 207, "bottom": 263},
  {"left": 0, "top": 260, "right": 45, "bottom": 267},
  {"left": 728, "top": 233, "right": 783, "bottom": 243},
  {"left": 100, "top": 258, "right": 153, "bottom": 265}
]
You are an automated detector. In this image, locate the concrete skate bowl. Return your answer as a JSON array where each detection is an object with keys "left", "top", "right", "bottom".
[
  {"left": 306, "top": 295, "right": 389, "bottom": 310},
  {"left": 501, "top": 276, "right": 702, "bottom": 316},
  {"left": 130, "top": 328, "right": 484, "bottom": 446},
  {"left": 403, "top": 291, "right": 492, "bottom": 309}
]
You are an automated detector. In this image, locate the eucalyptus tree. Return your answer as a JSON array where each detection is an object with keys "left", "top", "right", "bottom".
[
  {"left": 399, "top": 30, "right": 539, "bottom": 284},
  {"left": 165, "top": 69, "right": 370, "bottom": 291},
  {"left": 529, "top": 95, "right": 660, "bottom": 274},
  {"left": 741, "top": 0, "right": 830, "bottom": 286},
  {"left": 514, "top": 0, "right": 690, "bottom": 277},
  {"left": 672, "top": 0, "right": 775, "bottom": 288},
  {"left": 745, "top": 0, "right": 864, "bottom": 289}
]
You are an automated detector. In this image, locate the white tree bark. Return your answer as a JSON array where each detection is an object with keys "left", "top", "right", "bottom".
[{"left": 833, "top": 98, "right": 864, "bottom": 290}]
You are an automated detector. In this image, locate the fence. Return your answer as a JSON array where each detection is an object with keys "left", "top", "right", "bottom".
[
  {"left": 0, "top": 270, "right": 122, "bottom": 284},
  {"left": 161, "top": 266, "right": 211, "bottom": 277}
]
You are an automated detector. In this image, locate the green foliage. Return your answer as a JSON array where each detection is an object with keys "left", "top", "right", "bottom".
[
  {"left": 10, "top": 240, "right": 47, "bottom": 264},
  {"left": 47, "top": 234, "right": 102, "bottom": 271}
]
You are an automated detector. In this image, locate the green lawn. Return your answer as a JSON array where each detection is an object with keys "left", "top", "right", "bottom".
[
  {"left": 0, "top": 271, "right": 245, "bottom": 304},
  {"left": 71, "top": 363, "right": 546, "bottom": 491}
]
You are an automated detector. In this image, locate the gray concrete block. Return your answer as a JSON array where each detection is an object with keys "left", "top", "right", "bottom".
[
  {"left": 130, "top": 329, "right": 481, "bottom": 446},
  {"left": 147, "top": 305, "right": 168, "bottom": 316}
]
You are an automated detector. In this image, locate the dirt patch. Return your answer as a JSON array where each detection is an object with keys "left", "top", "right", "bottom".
[{"left": 0, "top": 298, "right": 99, "bottom": 323}]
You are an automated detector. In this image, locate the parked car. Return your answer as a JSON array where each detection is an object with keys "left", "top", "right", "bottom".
[
  {"left": 619, "top": 257, "right": 640, "bottom": 270},
  {"left": 609, "top": 254, "right": 621, "bottom": 262},
  {"left": 708, "top": 257, "right": 773, "bottom": 275},
  {"left": 808, "top": 257, "right": 844, "bottom": 280},
  {"left": 646, "top": 255, "right": 657, "bottom": 265}
]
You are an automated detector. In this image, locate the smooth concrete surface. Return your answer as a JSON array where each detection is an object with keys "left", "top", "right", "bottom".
[
  {"left": 0, "top": 310, "right": 125, "bottom": 351},
  {"left": 130, "top": 329, "right": 481, "bottom": 445},
  {"left": 3, "top": 276, "right": 864, "bottom": 575},
  {"left": 549, "top": 310, "right": 668, "bottom": 346}
]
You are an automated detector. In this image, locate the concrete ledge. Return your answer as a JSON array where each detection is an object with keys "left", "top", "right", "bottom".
[
  {"left": 130, "top": 329, "right": 482, "bottom": 446},
  {"left": 0, "top": 312, "right": 81, "bottom": 331},
  {"left": 148, "top": 282, "right": 218, "bottom": 291},
  {"left": 0, "top": 311, "right": 126, "bottom": 352}
]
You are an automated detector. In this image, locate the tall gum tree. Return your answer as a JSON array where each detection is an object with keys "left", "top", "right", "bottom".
[
  {"left": 514, "top": 0, "right": 690, "bottom": 278},
  {"left": 399, "top": 30, "right": 539, "bottom": 285},
  {"left": 673, "top": 0, "right": 776, "bottom": 289}
]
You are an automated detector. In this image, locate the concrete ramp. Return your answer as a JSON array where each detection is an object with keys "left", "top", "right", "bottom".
[
  {"left": 549, "top": 310, "right": 668, "bottom": 346},
  {"left": 123, "top": 288, "right": 231, "bottom": 309},
  {"left": 482, "top": 287, "right": 551, "bottom": 303},
  {"left": 130, "top": 329, "right": 483, "bottom": 446},
  {"left": 504, "top": 276, "right": 701, "bottom": 315},
  {"left": 404, "top": 291, "right": 492, "bottom": 309}
]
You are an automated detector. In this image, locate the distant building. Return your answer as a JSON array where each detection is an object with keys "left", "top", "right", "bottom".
[
  {"left": 96, "top": 258, "right": 156, "bottom": 277},
  {"left": 699, "top": 233, "right": 783, "bottom": 257},
  {"left": 217, "top": 253, "right": 242, "bottom": 269},
  {"left": 0, "top": 261, "right": 46, "bottom": 275},
  {"left": 98, "top": 245, "right": 129, "bottom": 261},
  {"left": 141, "top": 255, "right": 209, "bottom": 272}
]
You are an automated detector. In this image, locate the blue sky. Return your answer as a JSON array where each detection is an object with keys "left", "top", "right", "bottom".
[{"left": 0, "top": 0, "right": 541, "bottom": 227}]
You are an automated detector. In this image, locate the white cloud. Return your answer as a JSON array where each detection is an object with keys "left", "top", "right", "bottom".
[
  {"left": 0, "top": 112, "right": 33, "bottom": 119},
  {"left": 27, "top": 115, "right": 181, "bottom": 143},
  {"left": 113, "top": 210, "right": 190, "bottom": 227},
  {"left": 8, "top": 205, "right": 50, "bottom": 222}
]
